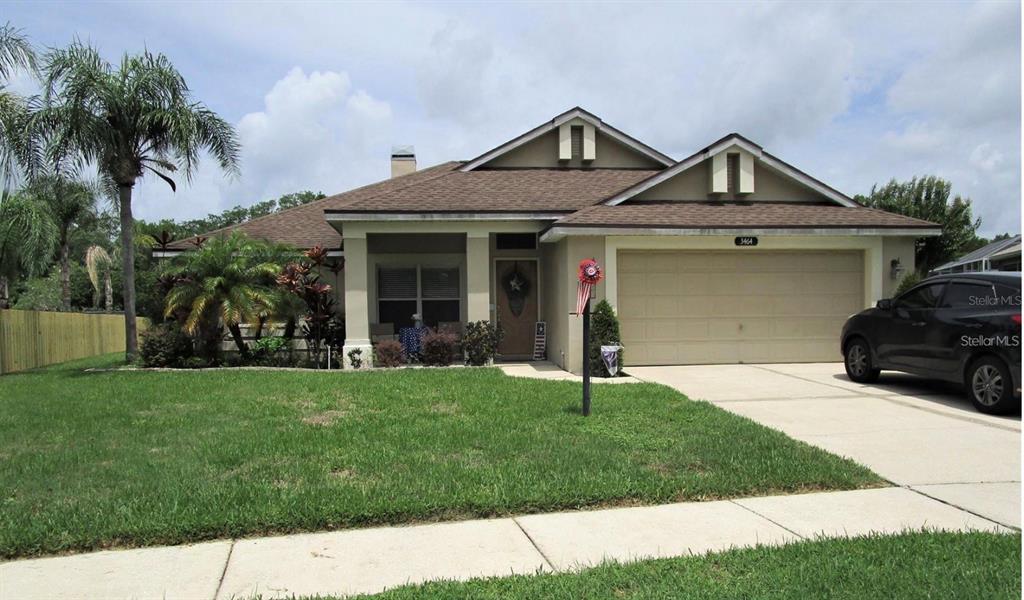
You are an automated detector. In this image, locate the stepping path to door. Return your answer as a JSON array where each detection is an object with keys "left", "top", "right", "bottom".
[{"left": 0, "top": 486, "right": 1009, "bottom": 600}]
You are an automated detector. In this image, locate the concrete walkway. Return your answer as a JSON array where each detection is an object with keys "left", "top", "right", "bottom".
[
  {"left": 499, "top": 361, "right": 641, "bottom": 383},
  {"left": 0, "top": 487, "right": 1008, "bottom": 600},
  {"left": 629, "top": 363, "right": 1022, "bottom": 529}
]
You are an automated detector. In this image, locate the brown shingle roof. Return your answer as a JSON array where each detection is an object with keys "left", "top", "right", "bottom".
[
  {"left": 327, "top": 168, "right": 661, "bottom": 214},
  {"left": 553, "top": 202, "right": 940, "bottom": 229},
  {"left": 167, "top": 161, "right": 462, "bottom": 249}
]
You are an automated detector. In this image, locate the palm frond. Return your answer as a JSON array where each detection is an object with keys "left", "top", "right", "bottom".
[
  {"left": 84, "top": 244, "right": 111, "bottom": 293},
  {"left": 0, "top": 22, "right": 37, "bottom": 81}
]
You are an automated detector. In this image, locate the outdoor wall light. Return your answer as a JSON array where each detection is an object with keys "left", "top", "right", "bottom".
[{"left": 890, "top": 258, "right": 905, "bottom": 280}]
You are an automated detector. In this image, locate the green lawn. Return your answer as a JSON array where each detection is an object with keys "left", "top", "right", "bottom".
[
  {"left": 0, "top": 355, "right": 882, "bottom": 558},
  {"left": 348, "top": 532, "right": 1022, "bottom": 599}
]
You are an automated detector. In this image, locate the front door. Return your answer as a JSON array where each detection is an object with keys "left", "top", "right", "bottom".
[{"left": 495, "top": 260, "right": 538, "bottom": 358}]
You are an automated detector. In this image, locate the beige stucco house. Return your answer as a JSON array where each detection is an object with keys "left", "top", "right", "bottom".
[{"left": 168, "top": 107, "right": 940, "bottom": 372}]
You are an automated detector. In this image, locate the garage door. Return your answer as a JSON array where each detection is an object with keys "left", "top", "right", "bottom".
[{"left": 618, "top": 250, "right": 864, "bottom": 365}]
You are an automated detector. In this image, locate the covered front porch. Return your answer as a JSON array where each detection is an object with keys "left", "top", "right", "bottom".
[{"left": 334, "top": 220, "right": 547, "bottom": 367}]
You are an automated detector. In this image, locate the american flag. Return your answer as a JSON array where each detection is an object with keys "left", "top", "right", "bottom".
[{"left": 576, "top": 281, "right": 592, "bottom": 317}]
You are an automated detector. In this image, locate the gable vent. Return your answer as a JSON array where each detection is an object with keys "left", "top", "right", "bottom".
[{"left": 559, "top": 121, "right": 596, "bottom": 163}]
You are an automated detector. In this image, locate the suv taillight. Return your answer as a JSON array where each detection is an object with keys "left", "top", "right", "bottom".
[{"left": 1012, "top": 314, "right": 1022, "bottom": 326}]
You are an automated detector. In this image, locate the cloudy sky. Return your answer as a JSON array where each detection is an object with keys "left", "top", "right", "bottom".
[{"left": 6, "top": 1, "right": 1021, "bottom": 236}]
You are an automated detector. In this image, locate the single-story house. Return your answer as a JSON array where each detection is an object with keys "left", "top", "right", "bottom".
[
  {"left": 166, "top": 107, "right": 940, "bottom": 372},
  {"left": 931, "top": 234, "right": 1022, "bottom": 275}
]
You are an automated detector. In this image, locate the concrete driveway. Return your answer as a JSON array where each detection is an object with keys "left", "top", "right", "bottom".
[{"left": 629, "top": 363, "right": 1022, "bottom": 529}]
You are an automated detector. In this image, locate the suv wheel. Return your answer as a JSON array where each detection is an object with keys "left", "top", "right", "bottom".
[
  {"left": 967, "top": 356, "right": 1019, "bottom": 415},
  {"left": 844, "top": 339, "right": 880, "bottom": 383}
]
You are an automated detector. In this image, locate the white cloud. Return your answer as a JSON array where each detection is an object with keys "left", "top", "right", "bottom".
[
  {"left": 38, "top": 0, "right": 1010, "bottom": 237},
  {"left": 133, "top": 67, "right": 394, "bottom": 221},
  {"left": 969, "top": 143, "right": 1004, "bottom": 173}
]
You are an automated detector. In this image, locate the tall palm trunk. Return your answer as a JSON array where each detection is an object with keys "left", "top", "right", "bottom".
[
  {"left": 59, "top": 230, "right": 71, "bottom": 312},
  {"left": 118, "top": 184, "right": 138, "bottom": 360},
  {"left": 104, "top": 270, "right": 112, "bottom": 312}
]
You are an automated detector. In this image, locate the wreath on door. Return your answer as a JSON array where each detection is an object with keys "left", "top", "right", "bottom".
[{"left": 501, "top": 262, "right": 531, "bottom": 317}]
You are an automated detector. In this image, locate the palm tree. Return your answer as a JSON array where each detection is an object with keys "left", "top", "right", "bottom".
[
  {"left": 24, "top": 175, "right": 97, "bottom": 310},
  {"left": 85, "top": 244, "right": 113, "bottom": 311},
  {"left": 37, "top": 43, "right": 239, "bottom": 359},
  {"left": 0, "top": 22, "right": 39, "bottom": 187},
  {"left": 0, "top": 191, "right": 55, "bottom": 307},
  {"left": 163, "top": 233, "right": 283, "bottom": 360}
]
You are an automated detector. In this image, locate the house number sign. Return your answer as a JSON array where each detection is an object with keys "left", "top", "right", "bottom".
[{"left": 734, "top": 236, "right": 759, "bottom": 247}]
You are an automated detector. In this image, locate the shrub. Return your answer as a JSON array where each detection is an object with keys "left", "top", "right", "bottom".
[
  {"left": 894, "top": 271, "right": 923, "bottom": 297},
  {"left": 589, "top": 299, "right": 624, "bottom": 377},
  {"left": 374, "top": 339, "right": 405, "bottom": 368},
  {"left": 463, "top": 320, "right": 502, "bottom": 366},
  {"left": 250, "top": 336, "right": 290, "bottom": 366},
  {"left": 182, "top": 356, "right": 208, "bottom": 369},
  {"left": 421, "top": 329, "right": 458, "bottom": 366},
  {"left": 139, "top": 324, "right": 193, "bottom": 368}
]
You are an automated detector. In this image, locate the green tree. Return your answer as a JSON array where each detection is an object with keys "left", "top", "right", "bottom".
[
  {"left": 37, "top": 43, "right": 240, "bottom": 359},
  {"left": 589, "top": 299, "right": 624, "bottom": 377},
  {"left": 24, "top": 175, "right": 98, "bottom": 310},
  {"left": 0, "top": 22, "right": 38, "bottom": 187},
  {"left": 163, "top": 233, "right": 287, "bottom": 360},
  {"left": 855, "top": 176, "right": 981, "bottom": 274},
  {"left": 0, "top": 191, "right": 55, "bottom": 307}
]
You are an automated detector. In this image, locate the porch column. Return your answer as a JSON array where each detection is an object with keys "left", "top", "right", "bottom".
[
  {"left": 342, "top": 235, "right": 372, "bottom": 367},
  {"left": 466, "top": 233, "right": 490, "bottom": 322}
]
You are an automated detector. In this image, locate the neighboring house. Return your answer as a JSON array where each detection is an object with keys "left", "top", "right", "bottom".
[
  {"left": 165, "top": 107, "right": 940, "bottom": 372},
  {"left": 931, "top": 234, "right": 1022, "bottom": 275}
]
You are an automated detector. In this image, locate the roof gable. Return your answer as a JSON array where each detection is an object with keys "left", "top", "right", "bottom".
[
  {"left": 604, "top": 133, "right": 858, "bottom": 208},
  {"left": 460, "top": 107, "right": 675, "bottom": 171}
]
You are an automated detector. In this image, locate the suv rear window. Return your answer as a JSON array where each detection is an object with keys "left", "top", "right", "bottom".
[
  {"left": 898, "top": 283, "right": 946, "bottom": 309},
  {"left": 940, "top": 282, "right": 997, "bottom": 308}
]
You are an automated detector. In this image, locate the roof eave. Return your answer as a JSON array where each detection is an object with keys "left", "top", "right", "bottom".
[
  {"left": 324, "top": 211, "right": 568, "bottom": 222},
  {"left": 540, "top": 225, "right": 942, "bottom": 243}
]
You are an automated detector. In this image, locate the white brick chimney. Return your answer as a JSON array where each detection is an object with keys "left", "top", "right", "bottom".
[{"left": 391, "top": 145, "right": 416, "bottom": 178}]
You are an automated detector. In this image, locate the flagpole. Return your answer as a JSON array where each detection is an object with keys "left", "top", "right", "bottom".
[{"left": 582, "top": 295, "right": 591, "bottom": 417}]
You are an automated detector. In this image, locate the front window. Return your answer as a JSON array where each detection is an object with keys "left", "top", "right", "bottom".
[
  {"left": 377, "top": 266, "right": 460, "bottom": 330},
  {"left": 897, "top": 283, "right": 946, "bottom": 310}
]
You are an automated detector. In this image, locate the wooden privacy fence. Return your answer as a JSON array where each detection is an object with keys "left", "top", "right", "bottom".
[{"left": 0, "top": 310, "right": 149, "bottom": 374}]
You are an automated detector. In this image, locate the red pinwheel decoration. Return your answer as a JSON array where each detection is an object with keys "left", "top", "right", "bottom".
[{"left": 575, "top": 258, "right": 603, "bottom": 317}]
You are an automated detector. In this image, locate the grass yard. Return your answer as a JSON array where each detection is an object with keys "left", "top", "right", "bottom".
[
  {"left": 0, "top": 355, "right": 882, "bottom": 558},
  {"left": 349, "top": 531, "right": 1022, "bottom": 599}
]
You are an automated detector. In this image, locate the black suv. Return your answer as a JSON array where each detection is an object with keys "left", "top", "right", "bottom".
[{"left": 840, "top": 272, "right": 1021, "bottom": 414}]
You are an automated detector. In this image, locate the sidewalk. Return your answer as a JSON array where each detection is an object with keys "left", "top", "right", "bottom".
[{"left": 0, "top": 486, "right": 1009, "bottom": 600}]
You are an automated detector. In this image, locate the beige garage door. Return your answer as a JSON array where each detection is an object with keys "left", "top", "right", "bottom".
[{"left": 618, "top": 250, "right": 864, "bottom": 365}]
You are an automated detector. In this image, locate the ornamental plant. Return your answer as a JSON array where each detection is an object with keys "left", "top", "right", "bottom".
[
  {"left": 139, "top": 323, "right": 193, "bottom": 368},
  {"left": 463, "top": 320, "right": 502, "bottom": 366},
  {"left": 163, "top": 233, "right": 283, "bottom": 361},
  {"left": 421, "top": 329, "right": 458, "bottom": 366},
  {"left": 374, "top": 339, "right": 404, "bottom": 368},
  {"left": 589, "top": 299, "right": 624, "bottom": 377},
  {"left": 277, "top": 245, "right": 338, "bottom": 367}
]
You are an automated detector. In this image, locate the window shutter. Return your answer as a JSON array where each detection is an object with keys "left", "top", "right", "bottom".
[
  {"left": 422, "top": 268, "right": 459, "bottom": 298},
  {"left": 378, "top": 267, "right": 417, "bottom": 298}
]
